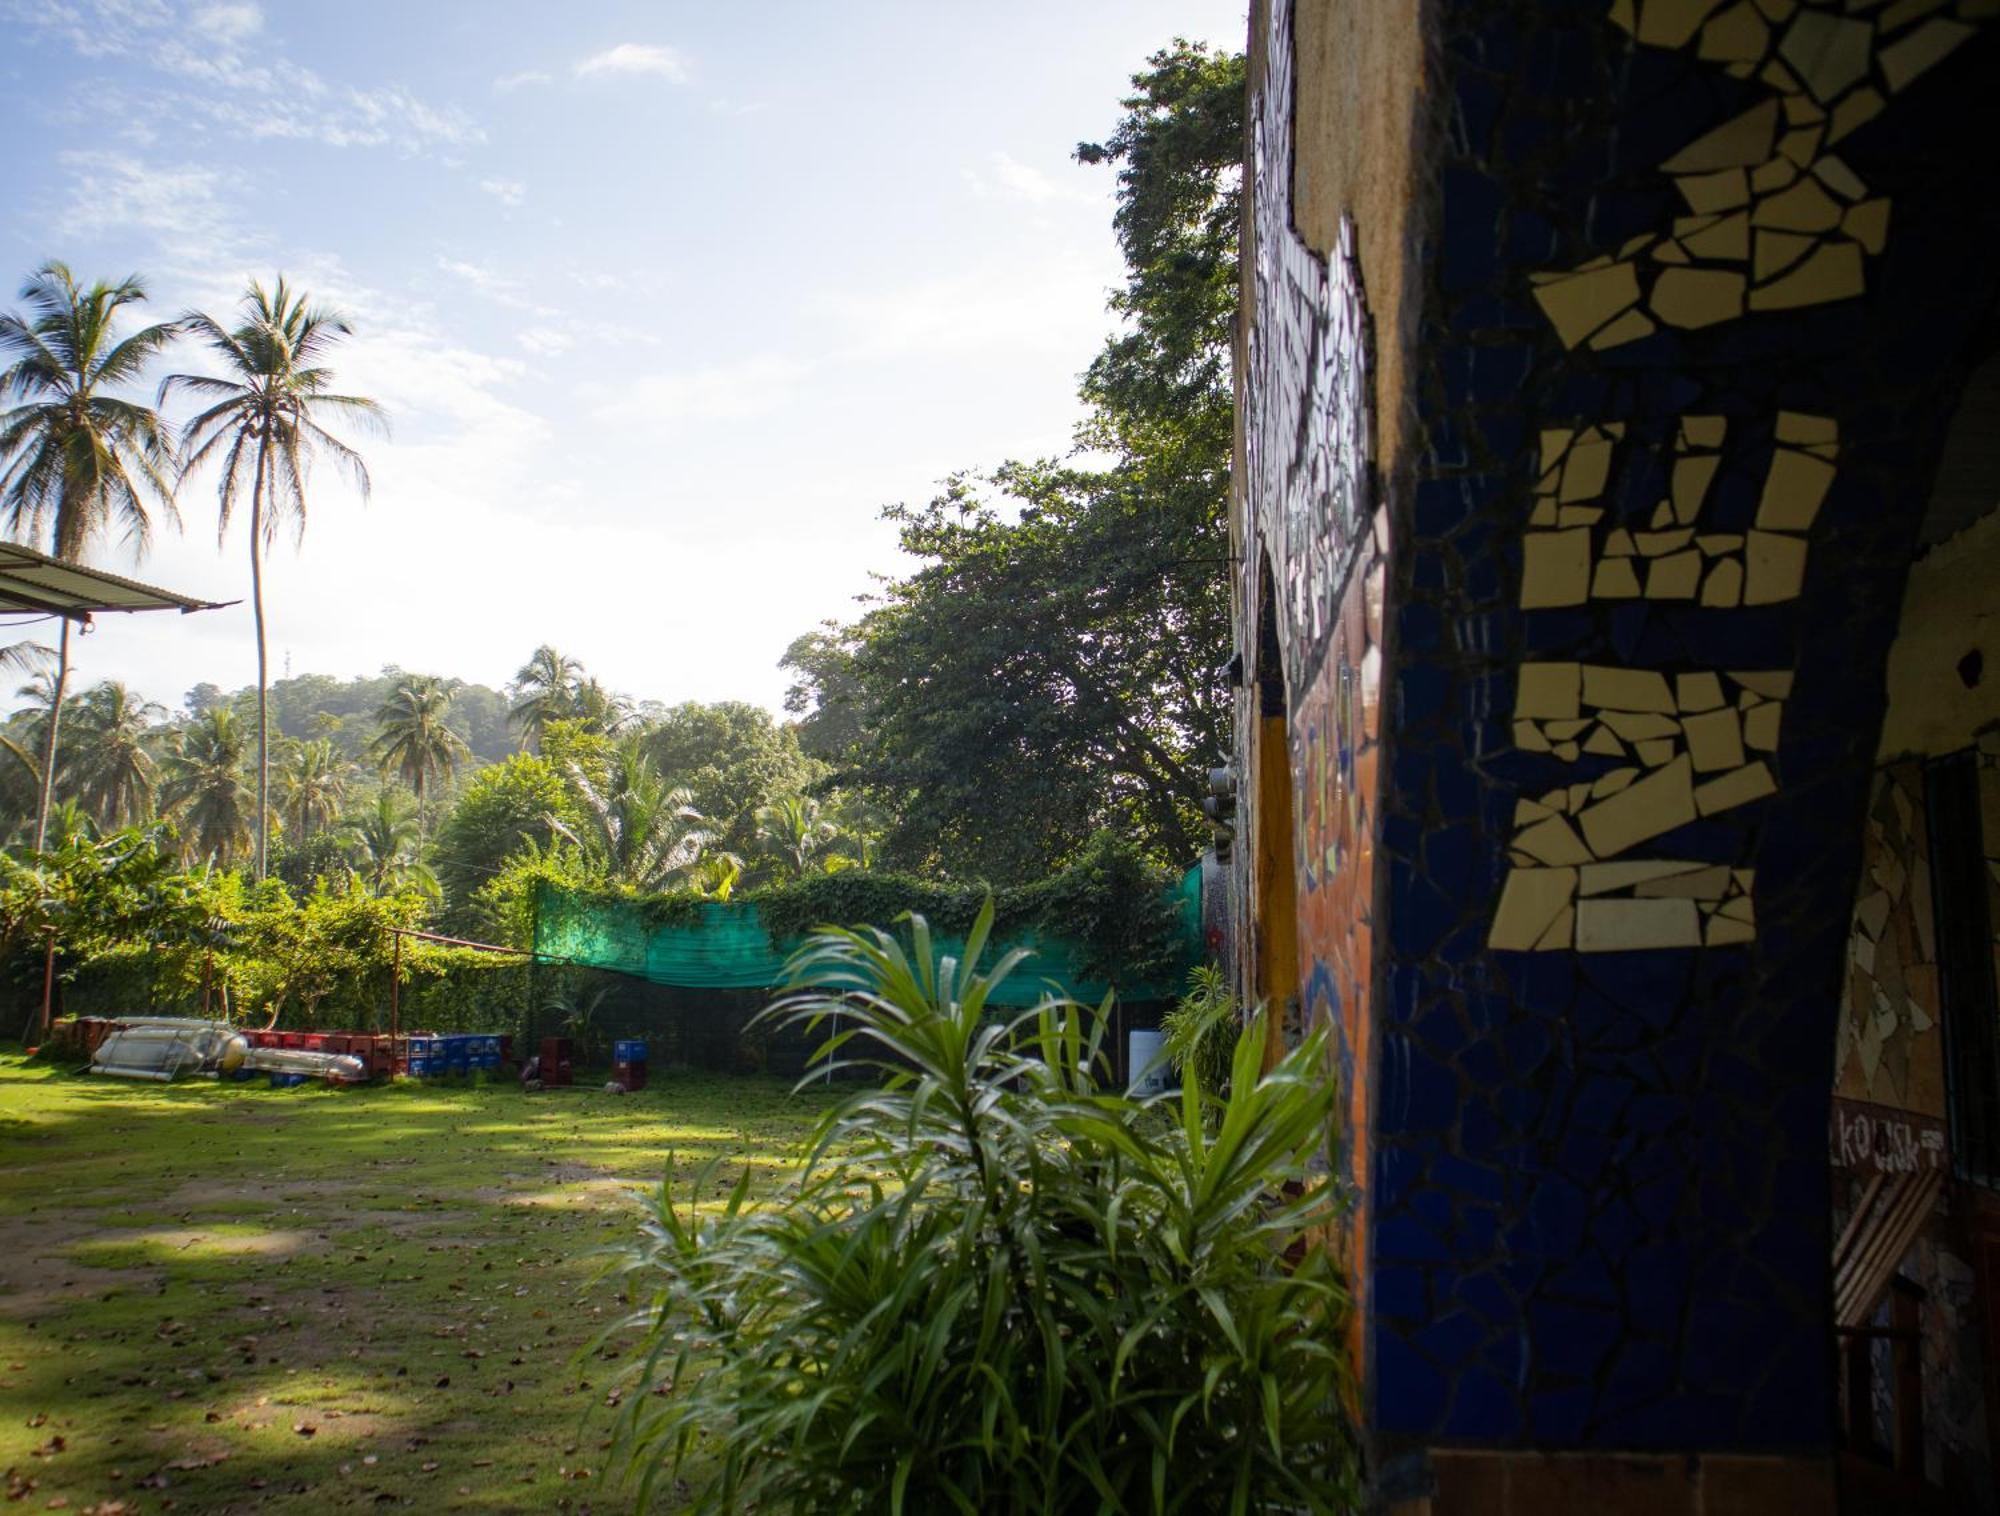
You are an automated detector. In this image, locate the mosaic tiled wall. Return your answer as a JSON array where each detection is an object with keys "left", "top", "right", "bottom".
[
  {"left": 1236, "top": 0, "right": 1386, "bottom": 1345},
  {"left": 1834, "top": 761, "right": 1945, "bottom": 1119},
  {"left": 1232, "top": 0, "right": 1392, "bottom": 1368},
  {"left": 1828, "top": 748, "right": 1994, "bottom": 1508},
  {"left": 1364, "top": 0, "right": 2000, "bottom": 1455}
]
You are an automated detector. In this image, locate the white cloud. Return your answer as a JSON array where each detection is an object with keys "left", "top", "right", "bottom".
[
  {"left": 492, "top": 69, "right": 550, "bottom": 91},
  {"left": 965, "top": 150, "right": 1096, "bottom": 206},
  {"left": 479, "top": 177, "right": 526, "bottom": 208},
  {"left": 4, "top": 0, "right": 171, "bottom": 57},
  {"left": 434, "top": 256, "right": 556, "bottom": 317},
  {"left": 820, "top": 252, "right": 1114, "bottom": 362},
  {"left": 12, "top": 0, "right": 481, "bottom": 155},
  {"left": 53, "top": 149, "right": 259, "bottom": 272},
  {"left": 592, "top": 356, "right": 809, "bottom": 427},
  {"left": 516, "top": 327, "right": 574, "bottom": 357},
  {"left": 574, "top": 43, "right": 689, "bottom": 82},
  {"left": 189, "top": 0, "right": 259, "bottom": 43}
]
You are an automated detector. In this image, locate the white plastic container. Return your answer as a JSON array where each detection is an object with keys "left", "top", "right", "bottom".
[{"left": 1127, "top": 1028, "right": 1170, "bottom": 1096}]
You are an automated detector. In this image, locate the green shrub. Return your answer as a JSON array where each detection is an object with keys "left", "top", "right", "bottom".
[
  {"left": 605, "top": 904, "right": 1360, "bottom": 1514},
  {"left": 1161, "top": 962, "right": 1242, "bottom": 1097}
]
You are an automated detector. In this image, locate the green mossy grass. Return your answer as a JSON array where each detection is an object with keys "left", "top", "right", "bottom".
[{"left": 0, "top": 1054, "right": 826, "bottom": 1512}]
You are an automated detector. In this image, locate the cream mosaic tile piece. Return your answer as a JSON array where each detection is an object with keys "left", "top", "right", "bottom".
[
  {"left": 1525, "top": 415, "right": 1835, "bottom": 607},
  {"left": 1491, "top": 663, "right": 1786, "bottom": 950},
  {"left": 1532, "top": 0, "right": 1991, "bottom": 349}
]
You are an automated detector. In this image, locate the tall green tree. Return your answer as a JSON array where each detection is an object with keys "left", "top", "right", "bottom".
[
  {"left": 0, "top": 261, "right": 181, "bottom": 852},
  {"left": 571, "top": 676, "right": 633, "bottom": 736},
  {"left": 276, "top": 736, "right": 349, "bottom": 845},
  {"left": 507, "top": 643, "right": 582, "bottom": 750},
  {"left": 754, "top": 792, "right": 840, "bottom": 883},
  {"left": 61, "top": 680, "right": 164, "bottom": 829},
  {"left": 163, "top": 706, "right": 254, "bottom": 868},
  {"left": 162, "top": 277, "right": 385, "bottom": 881},
  {"left": 644, "top": 701, "right": 817, "bottom": 861},
  {"left": 1074, "top": 39, "right": 1243, "bottom": 450},
  {"left": 551, "top": 733, "right": 717, "bottom": 891},
  {"left": 783, "top": 41, "right": 1242, "bottom": 882},
  {"left": 343, "top": 788, "right": 438, "bottom": 899},
  {"left": 431, "top": 751, "right": 572, "bottom": 928},
  {"left": 368, "top": 673, "right": 468, "bottom": 840}
]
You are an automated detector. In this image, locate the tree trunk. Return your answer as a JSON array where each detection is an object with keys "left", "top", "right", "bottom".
[
  {"left": 31, "top": 618, "right": 72, "bottom": 853},
  {"left": 250, "top": 440, "right": 270, "bottom": 881}
]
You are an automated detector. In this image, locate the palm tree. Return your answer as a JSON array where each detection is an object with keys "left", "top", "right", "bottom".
[
  {"left": 508, "top": 644, "right": 582, "bottom": 750},
  {"left": 755, "top": 793, "right": 840, "bottom": 882},
  {"left": 368, "top": 673, "right": 468, "bottom": 839},
  {"left": 550, "top": 733, "right": 715, "bottom": 891},
  {"left": 61, "top": 680, "right": 164, "bottom": 829},
  {"left": 161, "top": 277, "right": 384, "bottom": 880},
  {"left": 689, "top": 853, "right": 743, "bottom": 900},
  {"left": 571, "top": 676, "right": 633, "bottom": 736},
  {"left": 162, "top": 706, "right": 254, "bottom": 867},
  {"left": 0, "top": 261, "right": 180, "bottom": 853},
  {"left": 276, "top": 736, "right": 348, "bottom": 844},
  {"left": 343, "top": 789, "right": 438, "bottom": 898}
]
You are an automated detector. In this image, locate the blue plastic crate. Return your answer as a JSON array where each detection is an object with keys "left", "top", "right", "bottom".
[{"left": 614, "top": 1040, "right": 648, "bottom": 1063}]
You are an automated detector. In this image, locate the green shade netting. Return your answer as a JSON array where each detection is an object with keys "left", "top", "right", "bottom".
[{"left": 533, "top": 867, "right": 1202, "bottom": 1007}]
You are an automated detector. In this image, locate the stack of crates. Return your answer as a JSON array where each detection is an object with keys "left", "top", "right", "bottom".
[
  {"left": 360, "top": 1035, "right": 388, "bottom": 1078},
  {"left": 405, "top": 1034, "right": 437, "bottom": 1078},
  {"left": 613, "top": 1039, "right": 649, "bottom": 1092},
  {"left": 538, "top": 1036, "right": 574, "bottom": 1087}
]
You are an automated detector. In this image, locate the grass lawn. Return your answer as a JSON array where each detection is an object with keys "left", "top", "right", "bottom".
[{"left": 0, "top": 1053, "right": 831, "bottom": 1513}]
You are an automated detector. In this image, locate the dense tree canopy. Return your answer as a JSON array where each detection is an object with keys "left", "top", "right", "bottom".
[
  {"left": 641, "top": 701, "right": 820, "bottom": 863},
  {"left": 782, "top": 39, "right": 1243, "bottom": 884}
]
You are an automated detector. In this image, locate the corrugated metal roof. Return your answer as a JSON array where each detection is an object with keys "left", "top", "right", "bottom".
[{"left": 0, "top": 539, "right": 230, "bottom": 618}]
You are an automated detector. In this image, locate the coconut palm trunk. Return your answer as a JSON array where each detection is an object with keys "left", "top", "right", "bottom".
[
  {"left": 162, "top": 277, "right": 384, "bottom": 879},
  {"left": 250, "top": 436, "right": 270, "bottom": 878},
  {"left": 30, "top": 616, "right": 70, "bottom": 853}
]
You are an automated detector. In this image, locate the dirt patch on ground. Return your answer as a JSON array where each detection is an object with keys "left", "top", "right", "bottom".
[{"left": 0, "top": 1201, "right": 165, "bottom": 1317}]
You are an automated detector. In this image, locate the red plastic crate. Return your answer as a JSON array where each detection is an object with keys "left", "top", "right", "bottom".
[
  {"left": 351, "top": 1035, "right": 390, "bottom": 1076},
  {"left": 538, "top": 1036, "right": 574, "bottom": 1087},
  {"left": 614, "top": 1060, "right": 648, "bottom": 1092}
]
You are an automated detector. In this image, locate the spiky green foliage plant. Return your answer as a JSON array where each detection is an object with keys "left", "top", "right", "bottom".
[
  {"left": 1161, "top": 961, "right": 1242, "bottom": 1098},
  {"left": 606, "top": 904, "right": 1361, "bottom": 1514}
]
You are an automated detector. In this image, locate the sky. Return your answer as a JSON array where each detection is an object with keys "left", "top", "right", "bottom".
[{"left": 0, "top": 0, "right": 1247, "bottom": 718}]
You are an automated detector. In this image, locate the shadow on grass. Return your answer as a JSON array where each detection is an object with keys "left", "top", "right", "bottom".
[{"left": 0, "top": 1057, "right": 827, "bottom": 1512}]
